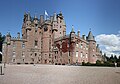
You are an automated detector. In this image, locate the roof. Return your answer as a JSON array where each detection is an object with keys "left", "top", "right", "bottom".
[{"left": 87, "top": 31, "right": 95, "bottom": 41}]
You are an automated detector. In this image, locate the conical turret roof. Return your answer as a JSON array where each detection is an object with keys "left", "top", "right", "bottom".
[
  {"left": 71, "top": 25, "right": 75, "bottom": 33},
  {"left": 87, "top": 31, "right": 94, "bottom": 41},
  {"left": 27, "top": 12, "right": 31, "bottom": 21}
]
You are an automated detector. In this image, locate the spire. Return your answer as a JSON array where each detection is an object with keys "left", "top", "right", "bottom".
[
  {"left": 59, "top": 11, "right": 62, "bottom": 16},
  {"left": 27, "top": 12, "right": 31, "bottom": 21},
  {"left": 34, "top": 14, "right": 37, "bottom": 19},
  {"left": 53, "top": 12, "right": 57, "bottom": 22},
  {"left": 71, "top": 25, "right": 75, "bottom": 33},
  {"left": 7, "top": 32, "right": 11, "bottom": 37},
  {"left": 87, "top": 31, "right": 94, "bottom": 41},
  {"left": 24, "top": 12, "right": 27, "bottom": 17}
]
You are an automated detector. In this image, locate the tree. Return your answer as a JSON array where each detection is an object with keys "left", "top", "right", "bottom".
[
  {"left": 109, "top": 54, "right": 114, "bottom": 63},
  {"left": 114, "top": 55, "right": 118, "bottom": 62},
  {"left": 0, "top": 32, "right": 5, "bottom": 62},
  {"left": 118, "top": 56, "right": 120, "bottom": 62}
]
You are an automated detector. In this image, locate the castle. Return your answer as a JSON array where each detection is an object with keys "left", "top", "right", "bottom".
[{"left": 2, "top": 12, "right": 103, "bottom": 65}]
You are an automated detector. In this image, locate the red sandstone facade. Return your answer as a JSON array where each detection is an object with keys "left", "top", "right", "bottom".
[{"left": 2, "top": 12, "right": 103, "bottom": 65}]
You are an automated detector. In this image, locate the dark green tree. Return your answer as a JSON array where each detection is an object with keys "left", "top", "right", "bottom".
[
  {"left": 0, "top": 32, "right": 5, "bottom": 62},
  {"left": 118, "top": 56, "right": 120, "bottom": 62},
  {"left": 109, "top": 54, "right": 114, "bottom": 63},
  {"left": 114, "top": 55, "right": 118, "bottom": 62}
]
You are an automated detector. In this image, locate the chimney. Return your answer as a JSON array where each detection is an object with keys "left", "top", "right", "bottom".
[
  {"left": 40, "top": 15, "right": 44, "bottom": 24},
  {"left": 97, "top": 44, "right": 99, "bottom": 48},
  {"left": 77, "top": 30, "right": 80, "bottom": 37},
  {"left": 82, "top": 35, "right": 86, "bottom": 40},
  {"left": 17, "top": 32, "right": 20, "bottom": 39},
  {"left": 50, "top": 16, "right": 53, "bottom": 22}
]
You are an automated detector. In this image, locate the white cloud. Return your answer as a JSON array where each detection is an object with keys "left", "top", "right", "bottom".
[
  {"left": 95, "top": 33, "right": 120, "bottom": 57},
  {"left": 118, "top": 30, "right": 120, "bottom": 34}
]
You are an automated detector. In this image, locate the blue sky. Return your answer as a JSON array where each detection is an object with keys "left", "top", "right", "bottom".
[{"left": 0, "top": 0, "right": 120, "bottom": 56}]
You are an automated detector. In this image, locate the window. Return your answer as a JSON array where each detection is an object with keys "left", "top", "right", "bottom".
[
  {"left": 23, "top": 59, "right": 25, "bottom": 62},
  {"left": 35, "top": 41, "right": 38, "bottom": 46},
  {"left": 86, "top": 53, "right": 88, "bottom": 58},
  {"left": 68, "top": 59, "right": 70, "bottom": 63},
  {"left": 76, "top": 43, "right": 78, "bottom": 47},
  {"left": 60, "top": 20, "right": 62, "bottom": 23},
  {"left": 60, "top": 25, "right": 61, "bottom": 28},
  {"left": 13, "top": 59, "right": 15, "bottom": 62},
  {"left": 81, "top": 52, "right": 83, "bottom": 58},
  {"left": 76, "top": 51, "right": 78, "bottom": 57},
  {"left": 80, "top": 44, "right": 83, "bottom": 49},
  {"left": 13, "top": 51, "right": 16, "bottom": 57},
  {"left": 22, "top": 52, "right": 25, "bottom": 57},
  {"left": 55, "top": 56, "right": 56, "bottom": 59},
  {"left": 35, "top": 53, "right": 37, "bottom": 56},
  {"left": 60, "top": 32, "right": 61, "bottom": 34},
  {"left": 68, "top": 51, "right": 70, "bottom": 56},
  {"left": 86, "top": 45, "right": 88, "bottom": 50},
  {"left": 35, "top": 40, "right": 38, "bottom": 48},
  {"left": 22, "top": 44, "right": 25, "bottom": 48}
]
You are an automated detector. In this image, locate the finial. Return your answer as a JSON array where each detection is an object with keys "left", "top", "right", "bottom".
[
  {"left": 27, "top": 12, "right": 31, "bottom": 21},
  {"left": 89, "top": 28, "right": 91, "bottom": 31},
  {"left": 60, "top": 11, "right": 62, "bottom": 15},
  {"left": 34, "top": 14, "right": 37, "bottom": 19}
]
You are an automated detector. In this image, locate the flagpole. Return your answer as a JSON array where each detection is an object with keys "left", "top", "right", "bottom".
[{"left": 45, "top": 10, "right": 48, "bottom": 20}]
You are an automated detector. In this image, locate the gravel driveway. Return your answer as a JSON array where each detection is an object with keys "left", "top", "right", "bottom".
[{"left": 0, "top": 64, "right": 120, "bottom": 84}]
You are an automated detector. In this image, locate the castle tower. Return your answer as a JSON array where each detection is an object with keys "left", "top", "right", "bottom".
[
  {"left": 87, "top": 31, "right": 96, "bottom": 63},
  {"left": 3, "top": 32, "right": 11, "bottom": 63},
  {"left": 53, "top": 11, "right": 66, "bottom": 39},
  {"left": 22, "top": 13, "right": 32, "bottom": 39},
  {"left": 70, "top": 25, "right": 75, "bottom": 42},
  {"left": 52, "top": 12, "right": 58, "bottom": 39},
  {"left": 41, "top": 21, "right": 52, "bottom": 64},
  {"left": 77, "top": 30, "right": 80, "bottom": 37}
]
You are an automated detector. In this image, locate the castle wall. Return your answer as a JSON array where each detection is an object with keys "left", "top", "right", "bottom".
[{"left": 2, "top": 12, "right": 103, "bottom": 65}]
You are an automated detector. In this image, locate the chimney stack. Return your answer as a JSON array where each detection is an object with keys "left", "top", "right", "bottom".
[
  {"left": 77, "top": 30, "right": 80, "bottom": 37},
  {"left": 17, "top": 32, "right": 20, "bottom": 39},
  {"left": 82, "top": 35, "right": 86, "bottom": 40},
  {"left": 40, "top": 15, "right": 44, "bottom": 24}
]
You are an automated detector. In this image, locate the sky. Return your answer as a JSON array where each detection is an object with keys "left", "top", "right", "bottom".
[{"left": 0, "top": 0, "right": 120, "bottom": 57}]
